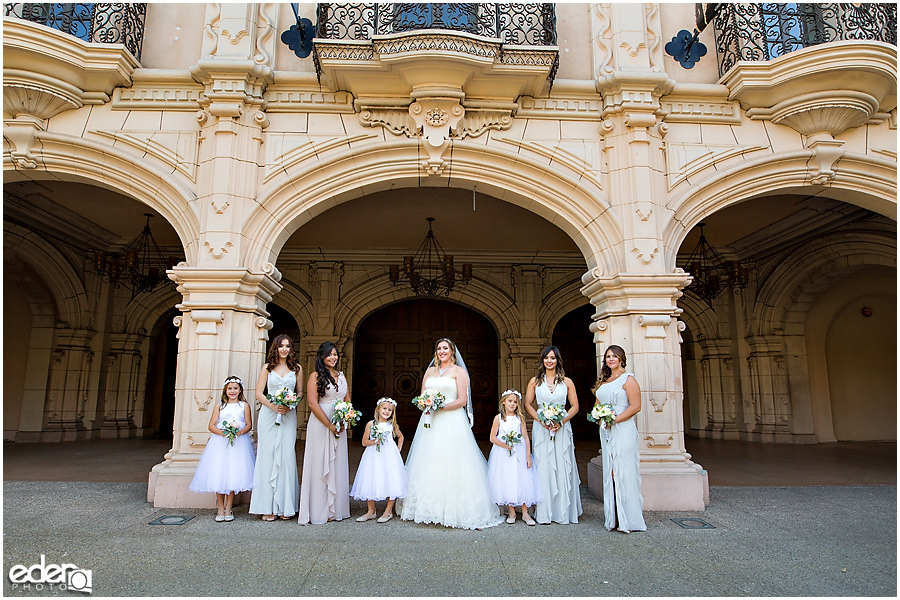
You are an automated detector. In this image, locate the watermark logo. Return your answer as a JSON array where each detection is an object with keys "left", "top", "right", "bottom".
[{"left": 8, "top": 555, "right": 92, "bottom": 593}]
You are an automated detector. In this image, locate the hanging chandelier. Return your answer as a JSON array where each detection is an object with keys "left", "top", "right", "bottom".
[
  {"left": 389, "top": 217, "right": 472, "bottom": 297},
  {"left": 682, "top": 222, "right": 749, "bottom": 305},
  {"left": 90, "top": 213, "right": 179, "bottom": 297}
]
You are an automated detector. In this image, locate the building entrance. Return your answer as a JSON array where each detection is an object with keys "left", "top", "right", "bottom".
[{"left": 353, "top": 299, "right": 499, "bottom": 439}]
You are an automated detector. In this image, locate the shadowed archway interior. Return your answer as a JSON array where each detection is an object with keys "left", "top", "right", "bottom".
[{"left": 353, "top": 299, "right": 499, "bottom": 439}]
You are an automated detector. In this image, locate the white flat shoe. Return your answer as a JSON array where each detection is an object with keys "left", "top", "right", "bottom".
[
  {"left": 506, "top": 515, "right": 516, "bottom": 524},
  {"left": 356, "top": 513, "right": 377, "bottom": 522},
  {"left": 215, "top": 514, "right": 225, "bottom": 522},
  {"left": 377, "top": 513, "right": 393, "bottom": 523},
  {"left": 523, "top": 514, "right": 536, "bottom": 526},
  {"left": 224, "top": 512, "right": 234, "bottom": 522}
]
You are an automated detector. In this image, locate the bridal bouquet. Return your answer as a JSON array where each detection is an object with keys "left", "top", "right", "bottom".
[
  {"left": 412, "top": 389, "right": 446, "bottom": 428},
  {"left": 370, "top": 422, "right": 391, "bottom": 452},
  {"left": 330, "top": 400, "right": 360, "bottom": 438},
  {"left": 588, "top": 403, "right": 616, "bottom": 429},
  {"left": 501, "top": 429, "right": 523, "bottom": 456},
  {"left": 221, "top": 420, "right": 241, "bottom": 446},
  {"left": 537, "top": 404, "right": 566, "bottom": 441},
  {"left": 267, "top": 388, "right": 300, "bottom": 426}
]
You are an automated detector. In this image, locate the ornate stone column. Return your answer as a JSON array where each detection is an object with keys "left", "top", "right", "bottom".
[
  {"left": 297, "top": 262, "right": 347, "bottom": 438},
  {"left": 696, "top": 339, "right": 740, "bottom": 439},
  {"left": 189, "top": 2, "right": 277, "bottom": 269},
  {"left": 97, "top": 334, "right": 144, "bottom": 438},
  {"left": 583, "top": 272, "right": 707, "bottom": 510},
  {"left": 583, "top": 3, "right": 706, "bottom": 510},
  {"left": 148, "top": 265, "right": 282, "bottom": 508},
  {"left": 42, "top": 328, "right": 94, "bottom": 442},
  {"left": 501, "top": 265, "right": 550, "bottom": 403}
]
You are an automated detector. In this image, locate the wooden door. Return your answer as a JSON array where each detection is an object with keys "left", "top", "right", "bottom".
[{"left": 354, "top": 300, "right": 498, "bottom": 439}]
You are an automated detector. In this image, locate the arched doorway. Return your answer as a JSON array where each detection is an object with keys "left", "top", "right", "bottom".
[
  {"left": 353, "top": 299, "right": 499, "bottom": 439},
  {"left": 143, "top": 309, "right": 179, "bottom": 439},
  {"left": 551, "top": 304, "right": 597, "bottom": 440}
]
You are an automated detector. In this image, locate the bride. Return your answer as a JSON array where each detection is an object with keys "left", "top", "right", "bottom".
[{"left": 399, "top": 338, "right": 502, "bottom": 529}]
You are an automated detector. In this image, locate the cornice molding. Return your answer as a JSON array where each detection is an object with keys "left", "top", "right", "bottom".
[
  {"left": 111, "top": 69, "right": 204, "bottom": 111},
  {"left": 658, "top": 96, "right": 742, "bottom": 125}
]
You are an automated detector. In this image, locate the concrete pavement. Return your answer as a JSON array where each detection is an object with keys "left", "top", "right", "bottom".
[{"left": 2, "top": 438, "right": 896, "bottom": 596}]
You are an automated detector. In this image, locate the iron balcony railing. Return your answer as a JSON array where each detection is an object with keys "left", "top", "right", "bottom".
[
  {"left": 4, "top": 3, "right": 146, "bottom": 60},
  {"left": 316, "top": 3, "right": 557, "bottom": 46},
  {"left": 713, "top": 3, "right": 897, "bottom": 75}
]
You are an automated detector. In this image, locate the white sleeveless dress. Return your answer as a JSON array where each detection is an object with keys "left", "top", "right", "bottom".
[
  {"left": 190, "top": 400, "right": 256, "bottom": 494},
  {"left": 532, "top": 379, "right": 583, "bottom": 524},
  {"left": 596, "top": 372, "right": 646, "bottom": 532},
  {"left": 486, "top": 414, "right": 544, "bottom": 507},
  {"left": 249, "top": 370, "right": 300, "bottom": 517},
  {"left": 399, "top": 376, "right": 503, "bottom": 529},
  {"left": 350, "top": 421, "right": 407, "bottom": 501}
]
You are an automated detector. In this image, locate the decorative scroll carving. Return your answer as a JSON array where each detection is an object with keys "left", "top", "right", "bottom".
[
  {"left": 359, "top": 108, "right": 415, "bottom": 136},
  {"left": 644, "top": 434, "right": 674, "bottom": 448},
  {"left": 592, "top": 3, "right": 614, "bottom": 78},
  {"left": 254, "top": 3, "right": 277, "bottom": 67},
  {"left": 645, "top": 3, "right": 663, "bottom": 73}
]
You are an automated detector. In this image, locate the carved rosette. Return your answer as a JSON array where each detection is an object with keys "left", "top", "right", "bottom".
[{"left": 409, "top": 98, "right": 465, "bottom": 175}]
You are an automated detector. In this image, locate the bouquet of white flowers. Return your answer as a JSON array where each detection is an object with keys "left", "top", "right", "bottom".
[
  {"left": 330, "top": 400, "right": 360, "bottom": 438},
  {"left": 536, "top": 404, "right": 566, "bottom": 441},
  {"left": 267, "top": 388, "right": 300, "bottom": 426},
  {"left": 588, "top": 403, "right": 616, "bottom": 429}
]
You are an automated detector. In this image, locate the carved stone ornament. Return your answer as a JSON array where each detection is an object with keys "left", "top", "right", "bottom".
[{"left": 409, "top": 98, "right": 465, "bottom": 175}]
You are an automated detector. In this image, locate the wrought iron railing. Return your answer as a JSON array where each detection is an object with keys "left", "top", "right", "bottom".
[
  {"left": 4, "top": 3, "right": 146, "bottom": 60},
  {"left": 714, "top": 3, "right": 897, "bottom": 75},
  {"left": 316, "top": 3, "right": 557, "bottom": 46}
]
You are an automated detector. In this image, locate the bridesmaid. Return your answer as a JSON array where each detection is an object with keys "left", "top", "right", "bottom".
[
  {"left": 249, "top": 334, "right": 303, "bottom": 521},
  {"left": 524, "top": 345, "right": 583, "bottom": 524},
  {"left": 298, "top": 341, "right": 351, "bottom": 524},
  {"left": 592, "top": 344, "right": 646, "bottom": 533}
]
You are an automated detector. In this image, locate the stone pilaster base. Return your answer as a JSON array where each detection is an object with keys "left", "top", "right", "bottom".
[
  {"left": 147, "top": 452, "right": 250, "bottom": 508},
  {"left": 588, "top": 455, "right": 709, "bottom": 511}
]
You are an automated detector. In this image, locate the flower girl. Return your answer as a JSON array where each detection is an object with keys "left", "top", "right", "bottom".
[
  {"left": 487, "top": 390, "right": 543, "bottom": 525},
  {"left": 190, "top": 376, "right": 256, "bottom": 521},
  {"left": 351, "top": 398, "right": 406, "bottom": 523}
]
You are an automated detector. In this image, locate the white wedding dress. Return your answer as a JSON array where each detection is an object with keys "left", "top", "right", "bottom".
[{"left": 399, "top": 375, "right": 502, "bottom": 529}]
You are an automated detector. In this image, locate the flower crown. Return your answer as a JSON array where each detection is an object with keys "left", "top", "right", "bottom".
[
  {"left": 376, "top": 397, "right": 397, "bottom": 407},
  {"left": 501, "top": 389, "right": 522, "bottom": 400},
  {"left": 224, "top": 376, "right": 243, "bottom": 386}
]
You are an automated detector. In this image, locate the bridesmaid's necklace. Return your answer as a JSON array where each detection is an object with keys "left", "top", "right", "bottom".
[{"left": 545, "top": 372, "right": 558, "bottom": 393}]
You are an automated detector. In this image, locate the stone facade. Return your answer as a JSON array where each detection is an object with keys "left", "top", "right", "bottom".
[{"left": 3, "top": 3, "right": 896, "bottom": 510}]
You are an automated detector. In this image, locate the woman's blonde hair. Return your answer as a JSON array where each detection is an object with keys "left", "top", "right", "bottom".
[{"left": 498, "top": 390, "right": 524, "bottom": 422}]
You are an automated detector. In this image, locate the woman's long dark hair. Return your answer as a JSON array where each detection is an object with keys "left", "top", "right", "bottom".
[
  {"left": 315, "top": 341, "right": 339, "bottom": 398},
  {"left": 592, "top": 344, "right": 628, "bottom": 392},
  {"left": 265, "top": 334, "right": 301, "bottom": 372},
  {"left": 536, "top": 345, "right": 565, "bottom": 385}
]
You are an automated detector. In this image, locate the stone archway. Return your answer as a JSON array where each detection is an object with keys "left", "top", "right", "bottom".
[
  {"left": 243, "top": 138, "right": 621, "bottom": 275},
  {"left": 662, "top": 153, "right": 897, "bottom": 270},
  {"left": 353, "top": 299, "right": 499, "bottom": 440}
]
